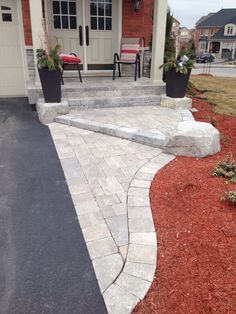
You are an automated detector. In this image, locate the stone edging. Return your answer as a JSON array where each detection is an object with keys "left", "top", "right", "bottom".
[{"left": 102, "top": 153, "right": 175, "bottom": 313}]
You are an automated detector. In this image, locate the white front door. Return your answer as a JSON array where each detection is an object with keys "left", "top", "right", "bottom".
[
  {"left": 48, "top": 0, "right": 118, "bottom": 72},
  {"left": 0, "top": 0, "right": 26, "bottom": 96},
  {"left": 84, "top": 0, "right": 118, "bottom": 70}
]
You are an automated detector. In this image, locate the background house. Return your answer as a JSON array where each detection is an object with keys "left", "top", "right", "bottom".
[
  {"left": 179, "top": 26, "right": 193, "bottom": 50},
  {"left": 194, "top": 8, "right": 236, "bottom": 59},
  {"left": 170, "top": 17, "right": 180, "bottom": 56}
]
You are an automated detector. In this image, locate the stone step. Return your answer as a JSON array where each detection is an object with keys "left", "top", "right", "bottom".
[
  {"left": 68, "top": 95, "right": 161, "bottom": 109},
  {"left": 63, "top": 85, "right": 165, "bottom": 98},
  {"left": 55, "top": 114, "right": 167, "bottom": 149},
  {"left": 27, "top": 82, "right": 165, "bottom": 104}
]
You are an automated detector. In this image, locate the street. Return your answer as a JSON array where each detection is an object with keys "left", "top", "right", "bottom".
[{"left": 192, "top": 64, "right": 236, "bottom": 78}]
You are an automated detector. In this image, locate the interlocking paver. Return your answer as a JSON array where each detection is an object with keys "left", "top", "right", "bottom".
[
  {"left": 87, "top": 237, "right": 118, "bottom": 260},
  {"left": 106, "top": 215, "right": 128, "bottom": 247},
  {"left": 93, "top": 254, "right": 124, "bottom": 293},
  {"left": 127, "top": 244, "right": 157, "bottom": 264},
  {"left": 130, "top": 233, "right": 157, "bottom": 246},
  {"left": 50, "top": 123, "right": 175, "bottom": 314},
  {"left": 129, "top": 218, "right": 155, "bottom": 233},
  {"left": 116, "top": 272, "right": 150, "bottom": 299},
  {"left": 123, "top": 261, "right": 156, "bottom": 282},
  {"left": 103, "top": 284, "right": 139, "bottom": 314},
  {"left": 83, "top": 223, "right": 111, "bottom": 242},
  {"left": 78, "top": 212, "right": 105, "bottom": 229}
]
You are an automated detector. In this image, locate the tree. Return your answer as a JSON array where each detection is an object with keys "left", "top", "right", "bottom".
[{"left": 164, "top": 9, "right": 175, "bottom": 61}]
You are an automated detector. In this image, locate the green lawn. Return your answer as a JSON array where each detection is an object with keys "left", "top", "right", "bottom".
[{"left": 190, "top": 75, "right": 236, "bottom": 116}]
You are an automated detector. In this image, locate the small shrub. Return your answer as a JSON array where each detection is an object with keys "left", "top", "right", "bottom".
[
  {"left": 223, "top": 191, "right": 236, "bottom": 205},
  {"left": 212, "top": 156, "right": 236, "bottom": 182}
]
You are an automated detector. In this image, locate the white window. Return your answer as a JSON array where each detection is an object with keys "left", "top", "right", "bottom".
[
  {"left": 1, "top": 5, "right": 12, "bottom": 22},
  {"left": 200, "top": 29, "right": 208, "bottom": 36},
  {"left": 53, "top": 0, "right": 77, "bottom": 29},
  {"left": 90, "top": 0, "right": 112, "bottom": 31},
  {"left": 227, "top": 26, "right": 233, "bottom": 35},
  {"left": 200, "top": 41, "right": 207, "bottom": 50}
]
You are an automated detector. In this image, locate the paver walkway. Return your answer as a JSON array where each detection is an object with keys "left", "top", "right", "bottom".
[{"left": 50, "top": 122, "right": 175, "bottom": 313}]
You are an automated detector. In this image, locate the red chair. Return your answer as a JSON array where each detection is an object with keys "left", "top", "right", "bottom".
[{"left": 60, "top": 53, "right": 82, "bottom": 84}]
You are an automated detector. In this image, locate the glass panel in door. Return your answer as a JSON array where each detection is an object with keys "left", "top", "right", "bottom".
[{"left": 48, "top": 0, "right": 84, "bottom": 69}]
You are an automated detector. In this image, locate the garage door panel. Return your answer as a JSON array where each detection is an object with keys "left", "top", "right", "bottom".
[
  {"left": 0, "top": 68, "right": 25, "bottom": 96},
  {"left": 0, "top": 46, "right": 23, "bottom": 67},
  {"left": 0, "top": 0, "right": 26, "bottom": 96}
]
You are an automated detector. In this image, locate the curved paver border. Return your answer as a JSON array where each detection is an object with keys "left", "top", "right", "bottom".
[{"left": 103, "top": 153, "right": 175, "bottom": 314}]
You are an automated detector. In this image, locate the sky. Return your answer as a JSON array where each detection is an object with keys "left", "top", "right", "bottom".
[{"left": 167, "top": 0, "right": 236, "bottom": 28}]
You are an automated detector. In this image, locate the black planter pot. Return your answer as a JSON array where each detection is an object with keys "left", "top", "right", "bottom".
[
  {"left": 165, "top": 69, "right": 191, "bottom": 98},
  {"left": 38, "top": 68, "right": 62, "bottom": 103}
]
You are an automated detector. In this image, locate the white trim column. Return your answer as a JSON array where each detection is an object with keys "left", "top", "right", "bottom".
[
  {"left": 117, "top": 0, "right": 122, "bottom": 51},
  {"left": 233, "top": 41, "right": 236, "bottom": 59},
  {"left": 29, "top": 0, "right": 44, "bottom": 80},
  {"left": 151, "top": 0, "right": 168, "bottom": 83},
  {"left": 219, "top": 41, "right": 223, "bottom": 58}
]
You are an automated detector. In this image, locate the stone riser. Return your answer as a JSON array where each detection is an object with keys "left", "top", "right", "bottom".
[
  {"left": 68, "top": 95, "right": 161, "bottom": 110},
  {"left": 55, "top": 115, "right": 167, "bottom": 149},
  {"left": 28, "top": 85, "right": 165, "bottom": 105}
]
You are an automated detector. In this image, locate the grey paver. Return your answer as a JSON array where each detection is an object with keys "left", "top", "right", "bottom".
[
  {"left": 119, "top": 245, "right": 128, "bottom": 261},
  {"left": 87, "top": 237, "right": 118, "bottom": 260},
  {"left": 130, "top": 232, "right": 157, "bottom": 246},
  {"left": 128, "top": 195, "right": 150, "bottom": 207},
  {"left": 130, "top": 179, "right": 151, "bottom": 189},
  {"left": 68, "top": 183, "right": 91, "bottom": 195},
  {"left": 106, "top": 215, "right": 128, "bottom": 247},
  {"left": 127, "top": 244, "right": 157, "bottom": 264},
  {"left": 96, "top": 194, "right": 121, "bottom": 208},
  {"left": 116, "top": 272, "right": 150, "bottom": 299},
  {"left": 100, "top": 205, "right": 116, "bottom": 219},
  {"left": 123, "top": 261, "right": 156, "bottom": 282},
  {"left": 128, "top": 187, "right": 150, "bottom": 197},
  {"left": 128, "top": 206, "right": 152, "bottom": 219},
  {"left": 103, "top": 284, "right": 139, "bottom": 314},
  {"left": 82, "top": 223, "right": 111, "bottom": 242},
  {"left": 129, "top": 218, "right": 155, "bottom": 233},
  {"left": 75, "top": 199, "right": 100, "bottom": 215},
  {"left": 78, "top": 212, "right": 105, "bottom": 229},
  {"left": 93, "top": 254, "right": 123, "bottom": 293},
  {"left": 112, "top": 203, "right": 127, "bottom": 216}
]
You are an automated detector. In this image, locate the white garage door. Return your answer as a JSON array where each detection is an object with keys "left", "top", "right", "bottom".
[{"left": 0, "top": 0, "right": 26, "bottom": 96}]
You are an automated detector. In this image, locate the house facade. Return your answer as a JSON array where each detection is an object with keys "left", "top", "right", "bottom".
[
  {"left": 0, "top": 0, "right": 167, "bottom": 98},
  {"left": 179, "top": 27, "right": 193, "bottom": 50},
  {"left": 194, "top": 8, "right": 236, "bottom": 58}
]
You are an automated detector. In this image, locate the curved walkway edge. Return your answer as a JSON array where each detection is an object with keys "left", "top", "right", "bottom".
[
  {"left": 103, "top": 153, "right": 175, "bottom": 313},
  {"left": 49, "top": 123, "right": 175, "bottom": 314}
]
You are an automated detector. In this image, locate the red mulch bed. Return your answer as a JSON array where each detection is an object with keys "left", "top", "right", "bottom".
[{"left": 133, "top": 98, "right": 236, "bottom": 314}]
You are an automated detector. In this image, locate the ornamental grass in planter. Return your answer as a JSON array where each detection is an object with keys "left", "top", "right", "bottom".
[
  {"left": 36, "top": 19, "right": 63, "bottom": 103},
  {"left": 160, "top": 56, "right": 194, "bottom": 98}
]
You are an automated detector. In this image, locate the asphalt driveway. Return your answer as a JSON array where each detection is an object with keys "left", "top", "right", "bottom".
[{"left": 0, "top": 98, "right": 107, "bottom": 314}]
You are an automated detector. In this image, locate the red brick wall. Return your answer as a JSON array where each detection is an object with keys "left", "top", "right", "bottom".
[
  {"left": 122, "top": 0, "right": 154, "bottom": 47},
  {"left": 21, "top": 0, "right": 32, "bottom": 46},
  {"left": 194, "top": 27, "right": 220, "bottom": 51}
]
